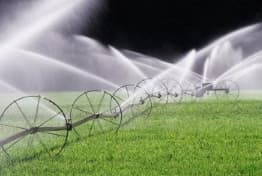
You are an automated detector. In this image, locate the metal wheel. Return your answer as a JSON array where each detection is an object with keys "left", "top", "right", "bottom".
[
  {"left": 135, "top": 78, "right": 169, "bottom": 105},
  {"left": 0, "top": 96, "right": 68, "bottom": 159},
  {"left": 161, "top": 79, "right": 183, "bottom": 104},
  {"left": 214, "top": 80, "right": 240, "bottom": 100},
  {"left": 131, "top": 85, "right": 153, "bottom": 119},
  {"left": 113, "top": 84, "right": 136, "bottom": 106},
  {"left": 113, "top": 84, "right": 152, "bottom": 121},
  {"left": 135, "top": 78, "right": 152, "bottom": 94},
  {"left": 70, "top": 90, "right": 122, "bottom": 137}
]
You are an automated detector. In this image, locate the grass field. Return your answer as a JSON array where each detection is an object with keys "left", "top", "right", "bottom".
[{"left": 1, "top": 97, "right": 262, "bottom": 175}]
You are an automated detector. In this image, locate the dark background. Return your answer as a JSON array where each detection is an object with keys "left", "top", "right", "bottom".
[{"left": 82, "top": 0, "right": 262, "bottom": 60}]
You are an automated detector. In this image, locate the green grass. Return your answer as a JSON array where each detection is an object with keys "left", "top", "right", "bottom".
[{"left": 1, "top": 99, "right": 262, "bottom": 175}]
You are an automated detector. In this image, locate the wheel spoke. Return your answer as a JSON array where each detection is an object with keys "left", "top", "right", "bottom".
[
  {"left": 100, "top": 117, "right": 119, "bottom": 125},
  {"left": 42, "top": 131, "right": 66, "bottom": 138},
  {"left": 73, "top": 106, "right": 91, "bottom": 114},
  {"left": 38, "top": 112, "right": 62, "bottom": 127},
  {"left": 35, "top": 133, "right": 51, "bottom": 157},
  {"left": 96, "top": 120, "right": 104, "bottom": 132},
  {"left": 88, "top": 120, "right": 95, "bottom": 136},
  {"left": 96, "top": 93, "right": 106, "bottom": 112},
  {"left": 0, "top": 123, "right": 27, "bottom": 130},
  {"left": 115, "top": 95, "right": 125, "bottom": 102},
  {"left": 15, "top": 101, "right": 32, "bottom": 128},
  {"left": 85, "top": 93, "right": 95, "bottom": 113},
  {"left": 27, "top": 134, "right": 34, "bottom": 147},
  {"left": 33, "top": 96, "right": 41, "bottom": 124},
  {"left": 1, "top": 146, "right": 10, "bottom": 158}
]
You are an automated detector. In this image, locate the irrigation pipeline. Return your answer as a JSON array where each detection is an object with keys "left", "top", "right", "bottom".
[
  {"left": 0, "top": 78, "right": 239, "bottom": 159},
  {"left": 0, "top": 111, "right": 118, "bottom": 147}
]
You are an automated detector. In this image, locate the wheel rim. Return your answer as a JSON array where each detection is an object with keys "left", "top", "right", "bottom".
[
  {"left": 136, "top": 78, "right": 170, "bottom": 105},
  {"left": 0, "top": 96, "right": 68, "bottom": 159},
  {"left": 161, "top": 79, "right": 183, "bottom": 104},
  {"left": 70, "top": 90, "right": 122, "bottom": 137},
  {"left": 113, "top": 84, "right": 152, "bottom": 124},
  {"left": 131, "top": 86, "right": 152, "bottom": 119}
]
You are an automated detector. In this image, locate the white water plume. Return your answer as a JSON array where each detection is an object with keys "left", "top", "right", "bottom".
[
  {"left": 29, "top": 34, "right": 148, "bottom": 87},
  {"left": 215, "top": 50, "right": 262, "bottom": 82},
  {"left": 202, "top": 57, "right": 210, "bottom": 83},
  {"left": 119, "top": 50, "right": 200, "bottom": 108},
  {"left": 204, "top": 41, "right": 242, "bottom": 81},
  {"left": 132, "top": 60, "right": 162, "bottom": 77},
  {"left": 122, "top": 49, "right": 173, "bottom": 69},
  {"left": 4, "top": 49, "right": 119, "bottom": 91},
  {"left": 175, "top": 23, "right": 261, "bottom": 78},
  {"left": 0, "top": 0, "right": 85, "bottom": 50},
  {"left": 109, "top": 46, "right": 147, "bottom": 79},
  {"left": 178, "top": 50, "right": 198, "bottom": 84},
  {"left": 0, "top": 0, "right": 262, "bottom": 97}
]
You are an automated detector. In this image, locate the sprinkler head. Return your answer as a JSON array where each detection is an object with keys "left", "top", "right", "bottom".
[{"left": 139, "top": 98, "right": 145, "bottom": 105}]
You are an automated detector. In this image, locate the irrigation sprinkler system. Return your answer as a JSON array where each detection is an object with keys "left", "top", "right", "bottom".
[
  {"left": 0, "top": 91, "right": 123, "bottom": 158},
  {"left": 113, "top": 84, "right": 152, "bottom": 118},
  {"left": 183, "top": 80, "right": 240, "bottom": 100},
  {"left": 135, "top": 78, "right": 183, "bottom": 104},
  {"left": 0, "top": 78, "right": 240, "bottom": 160}
]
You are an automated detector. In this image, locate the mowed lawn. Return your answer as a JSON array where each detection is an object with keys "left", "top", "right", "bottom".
[{"left": 1, "top": 99, "right": 262, "bottom": 175}]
